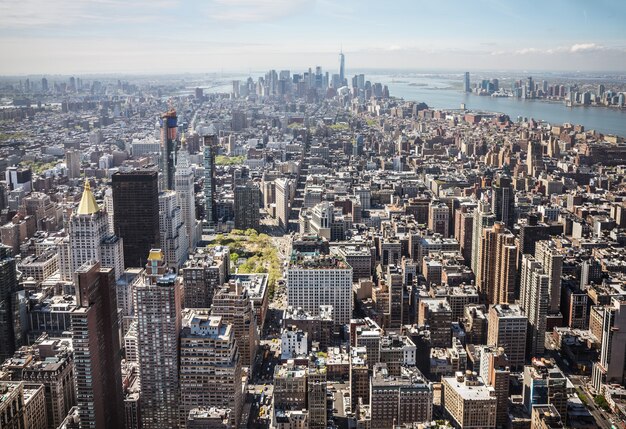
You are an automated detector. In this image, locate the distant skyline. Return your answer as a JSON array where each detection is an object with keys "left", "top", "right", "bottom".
[{"left": 1, "top": 0, "right": 625, "bottom": 75}]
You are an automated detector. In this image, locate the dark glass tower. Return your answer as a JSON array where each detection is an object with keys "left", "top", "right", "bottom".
[
  {"left": 492, "top": 174, "right": 515, "bottom": 229},
  {"left": 0, "top": 245, "right": 19, "bottom": 361},
  {"left": 234, "top": 183, "right": 260, "bottom": 230},
  {"left": 160, "top": 109, "right": 178, "bottom": 190},
  {"left": 112, "top": 170, "right": 160, "bottom": 267},
  {"left": 203, "top": 134, "right": 217, "bottom": 232}
]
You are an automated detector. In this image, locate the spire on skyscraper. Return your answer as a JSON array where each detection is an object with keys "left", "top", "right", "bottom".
[{"left": 77, "top": 179, "right": 100, "bottom": 215}]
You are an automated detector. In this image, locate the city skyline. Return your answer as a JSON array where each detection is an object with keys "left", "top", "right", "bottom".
[{"left": 1, "top": 0, "right": 625, "bottom": 74}]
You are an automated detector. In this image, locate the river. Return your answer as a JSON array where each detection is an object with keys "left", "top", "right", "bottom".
[{"left": 372, "top": 74, "right": 626, "bottom": 138}]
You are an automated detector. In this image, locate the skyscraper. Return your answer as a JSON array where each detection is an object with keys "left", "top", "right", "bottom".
[
  {"left": 592, "top": 298, "right": 626, "bottom": 390},
  {"left": 534, "top": 240, "right": 563, "bottom": 315},
  {"left": 428, "top": 200, "right": 450, "bottom": 237},
  {"left": 203, "top": 134, "right": 217, "bottom": 232},
  {"left": 487, "top": 304, "right": 527, "bottom": 369},
  {"left": 287, "top": 252, "right": 353, "bottom": 325},
  {"left": 71, "top": 262, "right": 125, "bottom": 429},
  {"left": 0, "top": 245, "right": 20, "bottom": 361},
  {"left": 370, "top": 364, "right": 433, "bottom": 429},
  {"left": 67, "top": 179, "right": 124, "bottom": 280},
  {"left": 135, "top": 249, "right": 182, "bottom": 429},
  {"left": 478, "top": 222, "right": 516, "bottom": 306},
  {"left": 471, "top": 200, "right": 495, "bottom": 281},
  {"left": 179, "top": 310, "right": 243, "bottom": 428},
  {"left": 442, "top": 372, "right": 496, "bottom": 429},
  {"left": 211, "top": 279, "right": 259, "bottom": 368},
  {"left": 234, "top": 182, "right": 260, "bottom": 231},
  {"left": 464, "top": 72, "right": 470, "bottom": 93},
  {"left": 112, "top": 170, "right": 160, "bottom": 267},
  {"left": 492, "top": 173, "right": 515, "bottom": 229},
  {"left": 275, "top": 178, "right": 291, "bottom": 231},
  {"left": 175, "top": 133, "right": 199, "bottom": 249},
  {"left": 523, "top": 358, "right": 567, "bottom": 422},
  {"left": 484, "top": 347, "right": 510, "bottom": 428},
  {"left": 159, "top": 190, "right": 189, "bottom": 268},
  {"left": 339, "top": 49, "right": 345, "bottom": 85},
  {"left": 160, "top": 109, "right": 178, "bottom": 191},
  {"left": 65, "top": 149, "right": 81, "bottom": 179},
  {"left": 387, "top": 265, "right": 403, "bottom": 329},
  {"left": 520, "top": 254, "right": 549, "bottom": 356}
]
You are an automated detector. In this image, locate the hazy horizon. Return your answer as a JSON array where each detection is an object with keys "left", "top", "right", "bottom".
[{"left": 1, "top": 0, "right": 625, "bottom": 75}]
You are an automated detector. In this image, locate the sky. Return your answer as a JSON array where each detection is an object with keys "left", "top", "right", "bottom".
[{"left": 1, "top": 0, "right": 625, "bottom": 75}]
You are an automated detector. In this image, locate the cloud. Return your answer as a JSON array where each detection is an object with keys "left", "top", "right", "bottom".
[
  {"left": 570, "top": 43, "right": 603, "bottom": 53},
  {"left": 515, "top": 47, "right": 540, "bottom": 55}
]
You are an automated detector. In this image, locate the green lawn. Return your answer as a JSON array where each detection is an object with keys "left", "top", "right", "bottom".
[
  {"left": 215, "top": 155, "right": 245, "bottom": 165},
  {"left": 209, "top": 229, "right": 281, "bottom": 297}
]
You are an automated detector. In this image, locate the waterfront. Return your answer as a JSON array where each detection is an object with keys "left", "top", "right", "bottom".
[{"left": 373, "top": 74, "right": 626, "bottom": 137}]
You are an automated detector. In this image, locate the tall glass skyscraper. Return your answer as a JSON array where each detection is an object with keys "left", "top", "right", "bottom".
[
  {"left": 203, "top": 134, "right": 217, "bottom": 232},
  {"left": 339, "top": 49, "right": 345, "bottom": 85},
  {"left": 160, "top": 109, "right": 178, "bottom": 191}
]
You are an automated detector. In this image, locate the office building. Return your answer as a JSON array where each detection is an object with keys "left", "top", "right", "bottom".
[
  {"left": 530, "top": 404, "right": 564, "bottom": 429},
  {"left": 175, "top": 133, "right": 200, "bottom": 249},
  {"left": 454, "top": 203, "right": 475, "bottom": 264},
  {"left": 442, "top": 371, "right": 496, "bottom": 429},
  {"left": 203, "top": 134, "right": 217, "bottom": 231},
  {"left": 0, "top": 245, "right": 20, "bottom": 361},
  {"left": 211, "top": 279, "right": 259, "bottom": 368},
  {"left": 307, "top": 359, "right": 327, "bottom": 429},
  {"left": 350, "top": 347, "right": 369, "bottom": 411},
  {"left": 286, "top": 252, "right": 353, "bottom": 325},
  {"left": 71, "top": 262, "right": 125, "bottom": 429},
  {"left": 487, "top": 304, "right": 527, "bottom": 370},
  {"left": 520, "top": 254, "right": 549, "bottom": 356},
  {"left": 387, "top": 265, "right": 403, "bottom": 329},
  {"left": 179, "top": 310, "right": 243, "bottom": 428},
  {"left": 135, "top": 250, "right": 182, "bottom": 429},
  {"left": 180, "top": 246, "right": 230, "bottom": 309},
  {"left": 418, "top": 298, "right": 452, "bottom": 348},
  {"left": 0, "top": 381, "right": 25, "bottom": 428},
  {"left": 523, "top": 358, "right": 567, "bottom": 422},
  {"left": 534, "top": 240, "right": 563, "bottom": 315},
  {"left": 275, "top": 178, "right": 291, "bottom": 231},
  {"left": 592, "top": 298, "right": 626, "bottom": 390},
  {"left": 273, "top": 362, "right": 307, "bottom": 409},
  {"left": 112, "top": 170, "right": 160, "bottom": 267},
  {"left": 66, "top": 180, "right": 124, "bottom": 281},
  {"left": 518, "top": 214, "right": 550, "bottom": 257},
  {"left": 464, "top": 304, "right": 488, "bottom": 345},
  {"left": 370, "top": 364, "right": 432, "bottom": 428},
  {"left": 484, "top": 347, "right": 510, "bottom": 428},
  {"left": 160, "top": 109, "right": 178, "bottom": 191},
  {"left": 471, "top": 201, "right": 495, "bottom": 278},
  {"left": 283, "top": 305, "right": 333, "bottom": 351},
  {"left": 378, "top": 333, "right": 416, "bottom": 376},
  {"left": 478, "top": 222, "right": 516, "bottom": 305},
  {"left": 159, "top": 190, "right": 189, "bottom": 268},
  {"left": 65, "top": 150, "right": 81, "bottom": 179},
  {"left": 464, "top": 72, "right": 471, "bottom": 93},
  {"left": 23, "top": 383, "right": 47, "bottom": 429},
  {"left": 491, "top": 174, "right": 515, "bottom": 229},
  {"left": 1, "top": 335, "right": 75, "bottom": 428},
  {"left": 234, "top": 183, "right": 260, "bottom": 231},
  {"left": 428, "top": 200, "right": 450, "bottom": 237}
]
